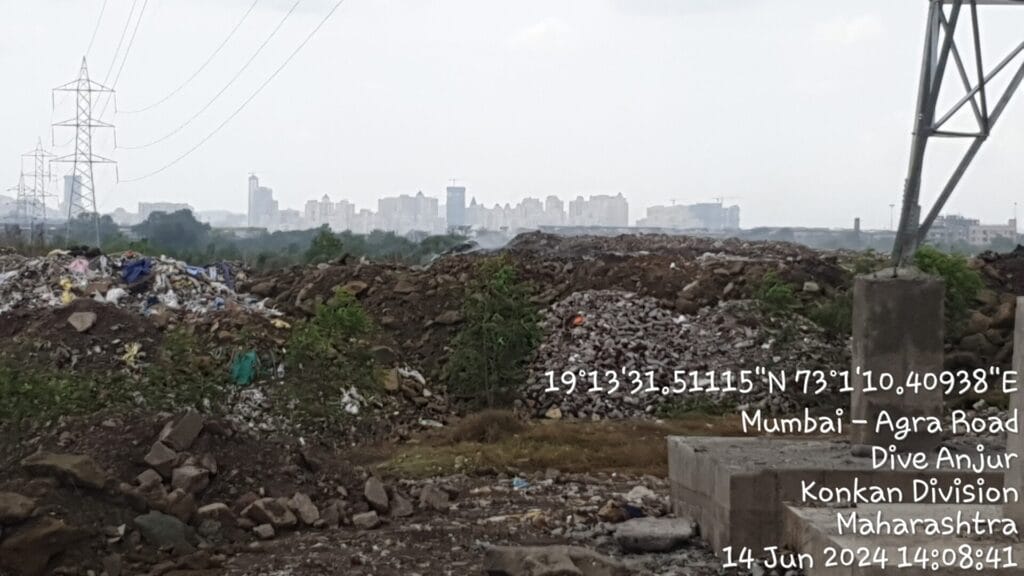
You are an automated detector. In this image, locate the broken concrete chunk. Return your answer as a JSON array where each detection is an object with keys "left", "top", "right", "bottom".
[
  {"left": 352, "top": 511, "right": 380, "bottom": 530},
  {"left": 243, "top": 497, "right": 297, "bottom": 528},
  {"left": 160, "top": 409, "right": 204, "bottom": 451},
  {"left": 136, "top": 468, "right": 163, "bottom": 489},
  {"left": 253, "top": 523, "right": 275, "bottom": 540},
  {"left": 419, "top": 484, "right": 450, "bottom": 512},
  {"left": 196, "top": 503, "right": 235, "bottom": 527},
  {"left": 390, "top": 493, "right": 414, "bottom": 518},
  {"left": 144, "top": 442, "right": 179, "bottom": 477},
  {"left": 164, "top": 489, "right": 197, "bottom": 523},
  {"left": 363, "top": 477, "right": 389, "bottom": 514},
  {"left": 287, "top": 492, "right": 320, "bottom": 526},
  {"left": 133, "top": 511, "right": 196, "bottom": 555},
  {"left": 171, "top": 465, "right": 210, "bottom": 494},
  {"left": 0, "top": 517, "right": 88, "bottom": 576},
  {"left": 613, "top": 517, "right": 695, "bottom": 553},
  {"left": 67, "top": 311, "right": 97, "bottom": 333},
  {"left": 0, "top": 492, "right": 36, "bottom": 524},
  {"left": 21, "top": 451, "right": 109, "bottom": 490},
  {"left": 340, "top": 280, "right": 368, "bottom": 296}
]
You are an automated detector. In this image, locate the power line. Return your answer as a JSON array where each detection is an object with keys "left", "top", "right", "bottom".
[
  {"left": 85, "top": 0, "right": 109, "bottom": 57},
  {"left": 102, "top": 0, "right": 139, "bottom": 86},
  {"left": 118, "top": 0, "right": 301, "bottom": 150},
  {"left": 99, "top": 0, "right": 149, "bottom": 119},
  {"left": 118, "top": 0, "right": 261, "bottom": 115},
  {"left": 120, "top": 0, "right": 347, "bottom": 183}
]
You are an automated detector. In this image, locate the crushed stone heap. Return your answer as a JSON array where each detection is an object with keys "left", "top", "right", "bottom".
[{"left": 524, "top": 290, "right": 849, "bottom": 420}]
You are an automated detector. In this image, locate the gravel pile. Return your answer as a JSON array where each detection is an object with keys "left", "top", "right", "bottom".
[{"left": 523, "top": 290, "right": 849, "bottom": 420}]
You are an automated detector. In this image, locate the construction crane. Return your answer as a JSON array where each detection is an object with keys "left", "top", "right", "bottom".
[{"left": 712, "top": 196, "right": 740, "bottom": 205}]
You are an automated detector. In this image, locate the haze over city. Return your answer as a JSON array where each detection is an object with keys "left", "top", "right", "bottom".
[{"left": 3, "top": 0, "right": 1024, "bottom": 229}]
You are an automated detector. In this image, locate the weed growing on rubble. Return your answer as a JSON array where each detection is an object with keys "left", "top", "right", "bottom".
[
  {"left": 807, "top": 292, "right": 854, "bottom": 338},
  {"left": 914, "top": 245, "right": 983, "bottom": 336},
  {"left": 0, "top": 362, "right": 112, "bottom": 423},
  {"left": 446, "top": 257, "right": 540, "bottom": 408},
  {"left": 142, "top": 328, "right": 227, "bottom": 410},
  {"left": 754, "top": 272, "right": 797, "bottom": 315},
  {"left": 284, "top": 288, "right": 378, "bottom": 427}
]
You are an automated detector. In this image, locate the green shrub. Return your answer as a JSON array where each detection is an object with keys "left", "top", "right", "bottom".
[
  {"left": 807, "top": 292, "right": 853, "bottom": 337},
  {"left": 447, "top": 257, "right": 541, "bottom": 408},
  {"left": 284, "top": 288, "right": 378, "bottom": 426},
  {"left": 755, "top": 272, "right": 797, "bottom": 315},
  {"left": 913, "top": 245, "right": 983, "bottom": 336}
]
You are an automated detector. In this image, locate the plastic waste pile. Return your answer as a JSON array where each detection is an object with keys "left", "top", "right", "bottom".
[{"left": 0, "top": 249, "right": 281, "bottom": 318}]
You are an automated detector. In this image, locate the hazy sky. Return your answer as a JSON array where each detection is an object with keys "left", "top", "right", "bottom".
[{"left": 2, "top": 0, "right": 1024, "bottom": 229}]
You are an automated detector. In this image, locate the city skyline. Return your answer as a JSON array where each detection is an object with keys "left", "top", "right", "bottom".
[{"left": 5, "top": 1, "right": 1024, "bottom": 231}]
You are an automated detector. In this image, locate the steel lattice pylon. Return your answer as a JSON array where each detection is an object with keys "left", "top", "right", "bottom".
[
  {"left": 9, "top": 173, "right": 29, "bottom": 231},
  {"left": 52, "top": 57, "right": 116, "bottom": 248},
  {"left": 21, "top": 139, "right": 55, "bottom": 244},
  {"left": 893, "top": 0, "right": 1024, "bottom": 265}
]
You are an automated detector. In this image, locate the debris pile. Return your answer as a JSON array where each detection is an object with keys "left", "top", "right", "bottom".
[
  {"left": 525, "top": 290, "right": 849, "bottom": 420},
  {"left": 0, "top": 250, "right": 278, "bottom": 319}
]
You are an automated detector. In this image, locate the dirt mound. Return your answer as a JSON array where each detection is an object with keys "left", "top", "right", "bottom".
[{"left": 242, "top": 233, "right": 852, "bottom": 383}]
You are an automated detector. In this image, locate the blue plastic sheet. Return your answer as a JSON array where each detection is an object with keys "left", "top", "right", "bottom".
[{"left": 122, "top": 258, "right": 152, "bottom": 284}]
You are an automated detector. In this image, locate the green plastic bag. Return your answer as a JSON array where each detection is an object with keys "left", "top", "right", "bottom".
[{"left": 231, "top": 351, "right": 259, "bottom": 386}]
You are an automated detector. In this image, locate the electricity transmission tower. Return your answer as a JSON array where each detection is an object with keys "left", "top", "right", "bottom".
[
  {"left": 9, "top": 173, "right": 29, "bottom": 232},
  {"left": 893, "top": 0, "right": 1024, "bottom": 266},
  {"left": 21, "top": 139, "right": 55, "bottom": 244},
  {"left": 52, "top": 57, "right": 116, "bottom": 247}
]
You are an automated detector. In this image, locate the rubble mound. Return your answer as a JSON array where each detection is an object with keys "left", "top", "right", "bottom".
[
  {"left": 244, "top": 233, "right": 852, "bottom": 381},
  {"left": 524, "top": 290, "right": 849, "bottom": 420}
]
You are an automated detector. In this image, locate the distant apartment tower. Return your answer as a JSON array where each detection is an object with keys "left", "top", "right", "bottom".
[
  {"left": 61, "top": 175, "right": 83, "bottom": 218},
  {"left": 637, "top": 202, "right": 740, "bottom": 230},
  {"left": 378, "top": 191, "right": 441, "bottom": 234},
  {"left": 446, "top": 186, "right": 466, "bottom": 228},
  {"left": 247, "top": 174, "right": 277, "bottom": 228},
  {"left": 544, "top": 196, "right": 565, "bottom": 225},
  {"left": 568, "top": 194, "right": 629, "bottom": 227}
]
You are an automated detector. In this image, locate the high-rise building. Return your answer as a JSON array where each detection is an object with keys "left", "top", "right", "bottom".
[
  {"left": 567, "top": 194, "right": 629, "bottom": 227},
  {"left": 61, "top": 175, "right": 82, "bottom": 218},
  {"left": 446, "top": 186, "right": 466, "bottom": 229},
  {"left": 247, "top": 174, "right": 277, "bottom": 228}
]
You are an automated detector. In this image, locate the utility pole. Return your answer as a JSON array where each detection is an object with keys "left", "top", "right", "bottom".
[
  {"left": 22, "top": 139, "right": 55, "bottom": 245},
  {"left": 52, "top": 57, "right": 116, "bottom": 248},
  {"left": 889, "top": 203, "right": 895, "bottom": 231}
]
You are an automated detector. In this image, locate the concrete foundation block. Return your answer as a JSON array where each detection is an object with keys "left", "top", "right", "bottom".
[
  {"left": 850, "top": 268, "right": 944, "bottom": 452},
  {"left": 668, "top": 436, "right": 1003, "bottom": 555}
]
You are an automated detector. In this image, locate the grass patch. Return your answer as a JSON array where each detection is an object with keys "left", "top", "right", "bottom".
[
  {"left": 806, "top": 292, "right": 853, "bottom": 338},
  {"left": 447, "top": 410, "right": 526, "bottom": 443},
  {"left": 374, "top": 416, "right": 745, "bottom": 478}
]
